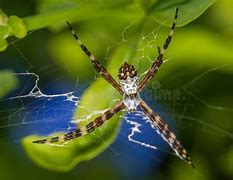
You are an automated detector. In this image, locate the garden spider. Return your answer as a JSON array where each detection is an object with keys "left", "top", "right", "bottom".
[{"left": 33, "top": 8, "right": 195, "bottom": 168}]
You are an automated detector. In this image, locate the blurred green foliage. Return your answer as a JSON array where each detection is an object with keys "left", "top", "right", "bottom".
[
  {"left": 0, "top": 9, "right": 26, "bottom": 51},
  {"left": 19, "top": 0, "right": 218, "bottom": 172},
  {"left": 0, "top": 0, "right": 233, "bottom": 179},
  {"left": 0, "top": 70, "right": 18, "bottom": 97},
  {"left": 1, "top": 0, "right": 216, "bottom": 51}
]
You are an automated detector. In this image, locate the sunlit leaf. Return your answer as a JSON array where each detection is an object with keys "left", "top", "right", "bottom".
[
  {"left": 0, "top": 70, "right": 18, "bottom": 98},
  {"left": 148, "top": 0, "right": 217, "bottom": 26},
  {"left": 0, "top": 9, "right": 8, "bottom": 24},
  {"left": 0, "top": 10, "right": 27, "bottom": 51},
  {"left": 8, "top": 16, "right": 27, "bottom": 38}
]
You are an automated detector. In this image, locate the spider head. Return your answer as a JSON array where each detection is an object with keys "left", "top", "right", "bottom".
[{"left": 118, "top": 62, "right": 137, "bottom": 80}]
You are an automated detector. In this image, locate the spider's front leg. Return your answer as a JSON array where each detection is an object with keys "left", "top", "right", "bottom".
[
  {"left": 139, "top": 100, "right": 195, "bottom": 168},
  {"left": 138, "top": 8, "right": 178, "bottom": 91},
  {"left": 66, "top": 21, "right": 123, "bottom": 95},
  {"left": 33, "top": 101, "right": 125, "bottom": 144}
]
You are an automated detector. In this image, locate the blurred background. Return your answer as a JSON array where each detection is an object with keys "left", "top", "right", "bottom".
[{"left": 0, "top": 0, "right": 232, "bottom": 180}]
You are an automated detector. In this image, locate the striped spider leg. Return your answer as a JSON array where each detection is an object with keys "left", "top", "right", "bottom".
[
  {"left": 66, "top": 21, "right": 123, "bottom": 95},
  {"left": 33, "top": 101, "right": 125, "bottom": 144},
  {"left": 34, "top": 22, "right": 125, "bottom": 144},
  {"left": 140, "top": 100, "right": 195, "bottom": 168},
  {"left": 137, "top": 8, "right": 195, "bottom": 167},
  {"left": 138, "top": 8, "right": 178, "bottom": 91}
]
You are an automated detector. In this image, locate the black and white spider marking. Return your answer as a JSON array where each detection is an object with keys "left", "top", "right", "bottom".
[{"left": 33, "top": 8, "right": 195, "bottom": 168}]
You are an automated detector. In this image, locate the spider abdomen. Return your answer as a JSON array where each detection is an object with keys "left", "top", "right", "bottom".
[{"left": 123, "top": 93, "right": 141, "bottom": 111}]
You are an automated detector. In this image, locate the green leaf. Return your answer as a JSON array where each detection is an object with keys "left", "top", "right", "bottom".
[
  {"left": 219, "top": 147, "right": 233, "bottom": 177},
  {"left": 24, "top": 0, "right": 143, "bottom": 31},
  {"left": 0, "top": 38, "right": 7, "bottom": 51},
  {"left": 0, "top": 0, "right": 216, "bottom": 51},
  {"left": 0, "top": 25, "right": 10, "bottom": 38},
  {"left": 8, "top": 16, "right": 27, "bottom": 38},
  {"left": 0, "top": 9, "right": 27, "bottom": 51},
  {"left": 0, "top": 9, "right": 8, "bottom": 25},
  {"left": 0, "top": 10, "right": 10, "bottom": 51},
  {"left": 0, "top": 70, "right": 18, "bottom": 98},
  {"left": 148, "top": 0, "right": 217, "bottom": 26}
]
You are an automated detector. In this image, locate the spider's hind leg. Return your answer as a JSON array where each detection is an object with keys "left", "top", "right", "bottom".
[
  {"left": 139, "top": 100, "right": 195, "bottom": 168},
  {"left": 33, "top": 101, "right": 125, "bottom": 144}
]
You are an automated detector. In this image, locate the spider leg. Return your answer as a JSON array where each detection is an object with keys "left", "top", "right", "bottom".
[
  {"left": 157, "top": 46, "right": 161, "bottom": 54},
  {"left": 66, "top": 21, "right": 123, "bottom": 95},
  {"left": 139, "top": 100, "right": 195, "bottom": 168},
  {"left": 33, "top": 101, "right": 125, "bottom": 144},
  {"left": 138, "top": 8, "right": 178, "bottom": 91}
]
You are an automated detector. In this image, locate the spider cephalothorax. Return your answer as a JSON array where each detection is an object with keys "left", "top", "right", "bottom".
[
  {"left": 34, "top": 8, "right": 195, "bottom": 168},
  {"left": 118, "top": 62, "right": 138, "bottom": 95},
  {"left": 118, "top": 62, "right": 137, "bottom": 80}
]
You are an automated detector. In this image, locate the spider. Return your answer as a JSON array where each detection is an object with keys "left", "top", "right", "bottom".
[{"left": 33, "top": 8, "right": 195, "bottom": 168}]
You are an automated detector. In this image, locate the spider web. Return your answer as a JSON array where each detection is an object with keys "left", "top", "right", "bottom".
[{"left": 0, "top": 10, "right": 232, "bottom": 178}]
